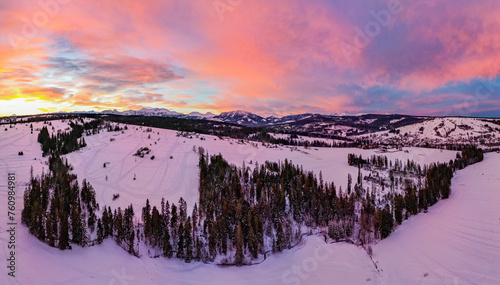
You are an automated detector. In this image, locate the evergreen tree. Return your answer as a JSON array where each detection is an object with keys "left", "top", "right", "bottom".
[
  {"left": 150, "top": 206, "right": 162, "bottom": 247},
  {"left": 163, "top": 227, "right": 173, "bottom": 258},
  {"left": 59, "top": 211, "right": 70, "bottom": 250},
  {"left": 97, "top": 218, "right": 104, "bottom": 244},
  {"left": 71, "top": 201, "right": 87, "bottom": 246},
  {"left": 178, "top": 198, "right": 187, "bottom": 224},
  {"left": 208, "top": 221, "right": 217, "bottom": 261},
  {"left": 347, "top": 173, "right": 352, "bottom": 195},
  {"left": 124, "top": 205, "right": 135, "bottom": 251},
  {"left": 419, "top": 188, "right": 428, "bottom": 212},
  {"left": 108, "top": 206, "right": 114, "bottom": 236},
  {"left": 177, "top": 222, "right": 185, "bottom": 259},
  {"left": 404, "top": 181, "right": 419, "bottom": 216},
  {"left": 88, "top": 212, "right": 96, "bottom": 233},
  {"left": 164, "top": 200, "right": 170, "bottom": 230},
  {"left": 195, "top": 237, "right": 202, "bottom": 262},
  {"left": 30, "top": 200, "right": 45, "bottom": 241},
  {"left": 114, "top": 208, "right": 124, "bottom": 243},
  {"left": 142, "top": 199, "right": 151, "bottom": 239},
  {"left": 276, "top": 221, "right": 286, "bottom": 252},
  {"left": 380, "top": 205, "right": 394, "bottom": 239},
  {"left": 192, "top": 204, "right": 198, "bottom": 235},
  {"left": 171, "top": 204, "right": 178, "bottom": 250},
  {"left": 46, "top": 213, "right": 55, "bottom": 247},
  {"left": 128, "top": 229, "right": 135, "bottom": 255},
  {"left": 248, "top": 223, "right": 258, "bottom": 259},
  {"left": 393, "top": 194, "right": 404, "bottom": 225},
  {"left": 184, "top": 217, "right": 193, "bottom": 263},
  {"left": 102, "top": 207, "right": 110, "bottom": 237},
  {"left": 234, "top": 222, "right": 244, "bottom": 266}
]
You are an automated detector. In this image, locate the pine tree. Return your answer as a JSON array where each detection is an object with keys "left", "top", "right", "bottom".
[
  {"left": 380, "top": 205, "right": 394, "bottom": 239},
  {"left": 178, "top": 198, "right": 187, "bottom": 224},
  {"left": 393, "top": 194, "right": 404, "bottom": 225},
  {"left": 170, "top": 203, "right": 178, "bottom": 250},
  {"left": 21, "top": 183, "right": 32, "bottom": 227},
  {"left": 347, "top": 173, "right": 352, "bottom": 195},
  {"left": 164, "top": 201, "right": 170, "bottom": 230},
  {"left": 177, "top": 222, "right": 185, "bottom": 259},
  {"left": 192, "top": 204, "right": 198, "bottom": 235},
  {"left": 71, "top": 201, "right": 87, "bottom": 246},
  {"left": 114, "top": 208, "right": 124, "bottom": 243},
  {"left": 128, "top": 229, "right": 135, "bottom": 255},
  {"left": 59, "top": 211, "right": 70, "bottom": 250},
  {"left": 88, "top": 212, "right": 96, "bottom": 233},
  {"left": 419, "top": 188, "right": 428, "bottom": 212},
  {"left": 102, "top": 207, "right": 110, "bottom": 237},
  {"left": 234, "top": 222, "right": 244, "bottom": 266},
  {"left": 97, "top": 218, "right": 104, "bottom": 244},
  {"left": 46, "top": 213, "right": 55, "bottom": 247},
  {"left": 163, "top": 227, "right": 173, "bottom": 258},
  {"left": 276, "top": 221, "right": 286, "bottom": 252},
  {"left": 142, "top": 199, "right": 151, "bottom": 240},
  {"left": 248, "top": 223, "right": 258, "bottom": 259},
  {"left": 218, "top": 215, "right": 228, "bottom": 255},
  {"left": 208, "top": 221, "right": 217, "bottom": 261},
  {"left": 30, "top": 200, "right": 45, "bottom": 241},
  {"left": 195, "top": 237, "right": 202, "bottom": 262},
  {"left": 184, "top": 217, "right": 193, "bottom": 263},
  {"left": 153, "top": 206, "right": 164, "bottom": 246},
  {"left": 124, "top": 204, "right": 135, "bottom": 250},
  {"left": 107, "top": 206, "right": 114, "bottom": 236},
  {"left": 51, "top": 209, "right": 59, "bottom": 245}
]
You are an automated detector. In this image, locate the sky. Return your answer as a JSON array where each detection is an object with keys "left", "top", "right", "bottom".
[{"left": 1, "top": 0, "right": 500, "bottom": 117}]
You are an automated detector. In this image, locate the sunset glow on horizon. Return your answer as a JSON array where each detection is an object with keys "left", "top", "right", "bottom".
[{"left": 1, "top": 0, "right": 500, "bottom": 117}]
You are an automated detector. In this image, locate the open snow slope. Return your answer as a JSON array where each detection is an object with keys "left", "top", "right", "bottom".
[
  {"left": 1, "top": 121, "right": 497, "bottom": 285},
  {"left": 397, "top": 117, "right": 500, "bottom": 141},
  {"left": 361, "top": 117, "right": 500, "bottom": 146},
  {"left": 373, "top": 152, "right": 500, "bottom": 285},
  {"left": 66, "top": 126, "right": 201, "bottom": 213},
  {"left": 2, "top": 227, "right": 380, "bottom": 285},
  {"left": 63, "top": 123, "right": 457, "bottom": 212}
]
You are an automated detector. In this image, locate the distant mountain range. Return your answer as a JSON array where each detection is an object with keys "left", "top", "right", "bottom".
[
  {"left": 3, "top": 107, "right": 498, "bottom": 146},
  {"left": 101, "top": 108, "right": 416, "bottom": 127},
  {"left": 97, "top": 108, "right": 426, "bottom": 135},
  {"left": 100, "top": 108, "right": 319, "bottom": 126},
  {"left": 95, "top": 108, "right": 500, "bottom": 143},
  {"left": 101, "top": 108, "right": 216, "bottom": 119}
]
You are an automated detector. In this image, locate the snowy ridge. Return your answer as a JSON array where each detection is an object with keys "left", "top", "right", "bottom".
[
  {"left": 361, "top": 117, "right": 500, "bottom": 147},
  {"left": 101, "top": 108, "right": 216, "bottom": 119}
]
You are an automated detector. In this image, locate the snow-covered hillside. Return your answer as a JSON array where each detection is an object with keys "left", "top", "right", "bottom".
[
  {"left": 373, "top": 152, "right": 500, "bottom": 284},
  {"left": 102, "top": 108, "right": 184, "bottom": 117},
  {"left": 361, "top": 117, "right": 500, "bottom": 148},
  {"left": 0, "top": 121, "right": 498, "bottom": 284},
  {"left": 62, "top": 123, "right": 457, "bottom": 213}
]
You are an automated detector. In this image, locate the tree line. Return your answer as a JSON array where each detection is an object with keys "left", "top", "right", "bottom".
[
  {"left": 37, "top": 119, "right": 103, "bottom": 156},
  {"left": 356, "top": 145, "right": 483, "bottom": 243},
  {"left": 22, "top": 155, "right": 98, "bottom": 249}
]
